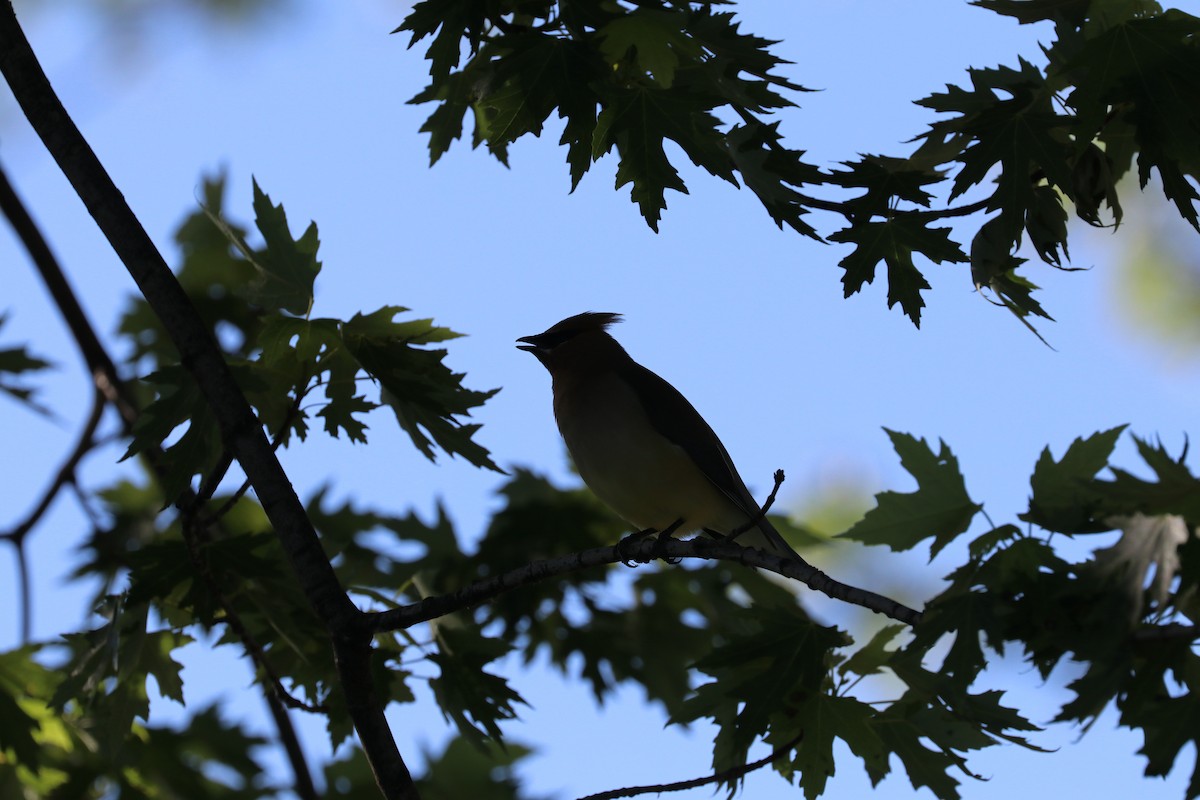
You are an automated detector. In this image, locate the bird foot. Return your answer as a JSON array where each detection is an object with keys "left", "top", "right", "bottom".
[
  {"left": 650, "top": 533, "right": 682, "bottom": 565},
  {"left": 617, "top": 528, "right": 657, "bottom": 567},
  {"left": 617, "top": 519, "right": 686, "bottom": 566}
]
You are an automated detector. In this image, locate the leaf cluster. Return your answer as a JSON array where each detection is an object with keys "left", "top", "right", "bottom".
[
  {"left": 400, "top": 0, "right": 1200, "bottom": 328},
  {"left": 401, "top": 0, "right": 820, "bottom": 234},
  {"left": 118, "top": 174, "right": 501, "bottom": 504},
  {"left": 843, "top": 425, "right": 1200, "bottom": 798}
]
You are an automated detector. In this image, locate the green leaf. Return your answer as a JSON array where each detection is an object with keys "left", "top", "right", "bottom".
[
  {"left": 1021, "top": 425, "right": 1127, "bottom": 532},
  {"left": 395, "top": 0, "right": 487, "bottom": 80},
  {"left": 202, "top": 179, "right": 321, "bottom": 315},
  {"left": 0, "top": 677, "right": 41, "bottom": 767},
  {"left": 830, "top": 215, "right": 967, "bottom": 326},
  {"left": 790, "top": 694, "right": 889, "bottom": 799},
  {"left": 1061, "top": 14, "right": 1200, "bottom": 230},
  {"left": 831, "top": 154, "right": 941, "bottom": 217},
  {"left": 428, "top": 628, "right": 526, "bottom": 747},
  {"left": 0, "top": 314, "right": 54, "bottom": 414},
  {"left": 597, "top": 9, "right": 699, "bottom": 89},
  {"left": 247, "top": 179, "right": 322, "bottom": 315},
  {"left": 1099, "top": 435, "right": 1200, "bottom": 520},
  {"left": 685, "top": 9, "right": 809, "bottom": 110},
  {"left": 673, "top": 607, "right": 846, "bottom": 772},
  {"left": 840, "top": 430, "right": 981, "bottom": 557},
  {"left": 122, "top": 366, "right": 224, "bottom": 504},
  {"left": 413, "top": 737, "right": 538, "bottom": 800},
  {"left": 726, "top": 121, "right": 822, "bottom": 238},
  {"left": 593, "top": 85, "right": 724, "bottom": 231},
  {"left": 340, "top": 307, "right": 501, "bottom": 471},
  {"left": 971, "top": 0, "right": 1089, "bottom": 29},
  {"left": 839, "top": 624, "right": 906, "bottom": 679}
]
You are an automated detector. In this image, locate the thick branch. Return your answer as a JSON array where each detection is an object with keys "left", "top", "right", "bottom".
[
  {"left": 2, "top": 156, "right": 323, "bottom": 793},
  {"left": 0, "top": 7, "right": 414, "bottom": 798},
  {"left": 0, "top": 2, "right": 357, "bottom": 633},
  {"left": 371, "top": 537, "right": 923, "bottom": 633},
  {"left": 1132, "top": 623, "right": 1200, "bottom": 643}
]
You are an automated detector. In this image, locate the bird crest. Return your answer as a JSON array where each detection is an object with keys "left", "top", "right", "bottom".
[{"left": 519, "top": 312, "right": 623, "bottom": 350}]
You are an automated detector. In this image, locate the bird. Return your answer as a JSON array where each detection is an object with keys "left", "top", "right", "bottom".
[{"left": 516, "top": 311, "right": 804, "bottom": 562}]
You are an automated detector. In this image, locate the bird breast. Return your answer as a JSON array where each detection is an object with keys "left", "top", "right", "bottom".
[{"left": 553, "top": 372, "right": 747, "bottom": 534}]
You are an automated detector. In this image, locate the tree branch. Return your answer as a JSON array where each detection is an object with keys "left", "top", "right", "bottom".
[
  {"left": 0, "top": 386, "right": 104, "bottom": 642},
  {"left": 1132, "top": 623, "right": 1200, "bottom": 643},
  {"left": 0, "top": 159, "right": 138, "bottom": 426},
  {"left": 2, "top": 154, "right": 325, "bottom": 795},
  {"left": 371, "top": 536, "right": 923, "bottom": 633},
  {"left": 0, "top": 8, "right": 415, "bottom": 798},
  {"left": 576, "top": 732, "right": 804, "bottom": 800},
  {"left": 262, "top": 689, "right": 320, "bottom": 800}
]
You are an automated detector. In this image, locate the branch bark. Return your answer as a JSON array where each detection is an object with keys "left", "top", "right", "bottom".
[
  {"left": 0, "top": 6, "right": 416, "bottom": 799},
  {"left": 371, "top": 536, "right": 923, "bottom": 633},
  {"left": 577, "top": 732, "right": 804, "bottom": 800}
]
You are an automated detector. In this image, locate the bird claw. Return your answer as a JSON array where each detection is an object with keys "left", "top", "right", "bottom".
[
  {"left": 650, "top": 534, "right": 682, "bottom": 565},
  {"left": 617, "top": 519, "right": 686, "bottom": 567},
  {"left": 617, "top": 528, "right": 656, "bottom": 567}
]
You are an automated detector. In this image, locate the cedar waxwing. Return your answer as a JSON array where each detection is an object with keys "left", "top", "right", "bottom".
[{"left": 517, "top": 312, "right": 803, "bottom": 560}]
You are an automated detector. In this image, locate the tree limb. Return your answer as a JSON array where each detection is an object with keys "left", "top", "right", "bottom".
[
  {"left": 0, "top": 159, "right": 138, "bottom": 425},
  {"left": 0, "top": 7, "right": 416, "bottom": 798},
  {"left": 0, "top": 386, "right": 104, "bottom": 641},
  {"left": 371, "top": 536, "right": 923, "bottom": 633},
  {"left": 2, "top": 153, "right": 325, "bottom": 795}
]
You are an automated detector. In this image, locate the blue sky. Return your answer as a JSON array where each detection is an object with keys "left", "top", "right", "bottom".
[{"left": 2, "top": 1, "right": 1199, "bottom": 798}]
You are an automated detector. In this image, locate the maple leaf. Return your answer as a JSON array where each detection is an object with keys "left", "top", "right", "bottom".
[
  {"left": 840, "top": 429, "right": 982, "bottom": 558},
  {"left": 830, "top": 215, "right": 967, "bottom": 325},
  {"left": 592, "top": 84, "right": 731, "bottom": 230},
  {"left": 597, "top": 8, "right": 699, "bottom": 89},
  {"left": 0, "top": 314, "right": 54, "bottom": 415},
  {"left": 1096, "top": 513, "right": 1193, "bottom": 621},
  {"left": 686, "top": 9, "right": 809, "bottom": 111},
  {"left": 726, "top": 121, "right": 822, "bottom": 238},
  {"left": 1061, "top": 14, "right": 1200, "bottom": 230},
  {"left": 1020, "top": 426, "right": 1127, "bottom": 533},
  {"left": 340, "top": 307, "right": 501, "bottom": 471},
  {"left": 204, "top": 179, "right": 321, "bottom": 316},
  {"left": 830, "top": 154, "right": 941, "bottom": 218},
  {"left": 395, "top": 0, "right": 487, "bottom": 80}
]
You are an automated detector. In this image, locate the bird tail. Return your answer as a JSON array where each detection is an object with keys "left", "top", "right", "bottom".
[{"left": 734, "top": 515, "right": 806, "bottom": 563}]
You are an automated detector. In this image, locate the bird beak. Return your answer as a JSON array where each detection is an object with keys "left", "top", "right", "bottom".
[{"left": 515, "top": 335, "right": 539, "bottom": 354}]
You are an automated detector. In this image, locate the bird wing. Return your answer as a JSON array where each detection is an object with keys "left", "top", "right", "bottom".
[
  {"left": 618, "top": 361, "right": 761, "bottom": 519},
  {"left": 617, "top": 361, "right": 803, "bottom": 560}
]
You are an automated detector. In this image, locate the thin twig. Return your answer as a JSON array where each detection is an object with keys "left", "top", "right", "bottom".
[
  {"left": 179, "top": 515, "right": 328, "bottom": 715},
  {"left": 0, "top": 160, "right": 139, "bottom": 425},
  {"left": 261, "top": 688, "right": 320, "bottom": 800},
  {"left": 13, "top": 540, "right": 31, "bottom": 644},
  {"left": 726, "top": 469, "right": 785, "bottom": 542},
  {"left": 2, "top": 386, "right": 105, "bottom": 547},
  {"left": 729, "top": 105, "right": 995, "bottom": 223},
  {"left": 371, "top": 536, "right": 923, "bottom": 633},
  {"left": 0, "top": 387, "right": 105, "bottom": 642},
  {"left": 576, "top": 731, "right": 805, "bottom": 800},
  {"left": 921, "top": 196, "right": 991, "bottom": 220}
]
